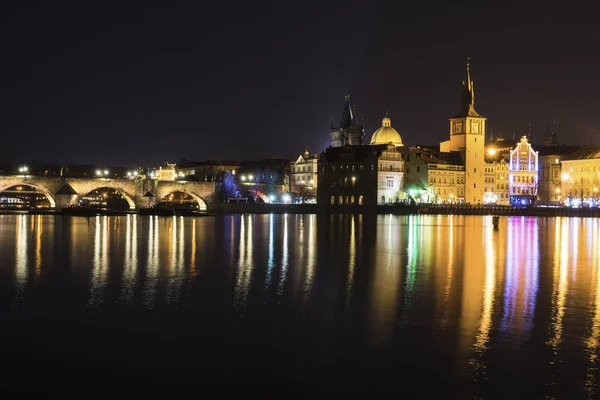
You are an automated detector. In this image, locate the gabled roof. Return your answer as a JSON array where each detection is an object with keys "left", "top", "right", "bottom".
[{"left": 562, "top": 147, "right": 600, "bottom": 161}]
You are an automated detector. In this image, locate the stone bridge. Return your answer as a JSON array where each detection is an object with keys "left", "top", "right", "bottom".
[{"left": 0, "top": 176, "right": 218, "bottom": 210}]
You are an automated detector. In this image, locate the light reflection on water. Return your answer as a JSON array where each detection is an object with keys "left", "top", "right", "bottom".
[{"left": 2, "top": 214, "right": 600, "bottom": 396}]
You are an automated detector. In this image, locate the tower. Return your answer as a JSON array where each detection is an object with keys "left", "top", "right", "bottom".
[
  {"left": 330, "top": 95, "right": 364, "bottom": 147},
  {"left": 448, "top": 58, "right": 487, "bottom": 204}
]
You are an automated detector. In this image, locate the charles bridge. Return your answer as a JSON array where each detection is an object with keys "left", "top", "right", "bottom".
[{"left": 0, "top": 176, "right": 217, "bottom": 210}]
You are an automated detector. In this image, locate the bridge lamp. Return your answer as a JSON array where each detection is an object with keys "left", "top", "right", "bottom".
[
  {"left": 269, "top": 194, "right": 276, "bottom": 203},
  {"left": 561, "top": 173, "right": 569, "bottom": 181},
  {"left": 282, "top": 193, "right": 291, "bottom": 204},
  {"left": 103, "top": 169, "right": 109, "bottom": 176},
  {"left": 96, "top": 170, "right": 102, "bottom": 177},
  {"left": 127, "top": 172, "right": 132, "bottom": 177},
  {"left": 241, "top": 175, "right": 246, "bottom": 181},
  {"left": 248, "top": 174, "right": 254, "bottom": 180},
  {"left": 134, "top": 171, "right": 138, "bottom": 177}
]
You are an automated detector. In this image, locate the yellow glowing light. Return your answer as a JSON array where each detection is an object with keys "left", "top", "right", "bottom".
[
  {"left": 487, "top": 148, "right": 497, "bottom": 156},
  {"left": 555, "top": 188, "right": 561, "bottom": 193},
  {"left": 561, "top": 173, "right": 569, "bottom": 180}
]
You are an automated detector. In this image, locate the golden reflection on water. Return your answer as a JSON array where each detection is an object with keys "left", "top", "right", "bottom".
[
  {"left": 143, "top": 216, "right": 160, "bottom": 308},
  {"left": 346, "top": 214, "right": 356, "bottom": 305},
  {"left": 440, "top": 215, "right": 455, "bottom": 327},
  {"left": 166, "top": 216, "right": 185, "bottom": 303},
  {"left": 34, "top": 215, "right": 42, "bottom": 278},
  {"left": 13, "top": 215, "right": 29, "bottom": 305},
  {"left": 121, "top": 214, "right": 138, "bottom": 305},
  {"left": 369, "top": 215, "right": 403, "bottom": 345},
  {"left": 303, "top": 215, "right": 316, "bottom": 303},
  {"left": 234, "top": 215, "right": 254, "bottom": 313},
  {"left": 474, "top": 222, "right": 496, "bottom": 353},
  {"left": 89, "top": 216, "right": 110, "bottom": 307},
  {"left": 265, "top": 214, "right": 275, "bottom": 288},
  {"left": 584, "top": 220, "right": 600, "bottom": 398},
  {"left": 548, "top": 218, "right": 570, "bottom": 353}
]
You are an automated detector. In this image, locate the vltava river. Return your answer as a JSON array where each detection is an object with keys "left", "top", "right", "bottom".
[{"left": 1, "top": 214, "right": 599, "bottom": 397}]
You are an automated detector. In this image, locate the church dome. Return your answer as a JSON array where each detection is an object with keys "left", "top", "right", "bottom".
[{"left": 369, "top": 114, "right": 403, "bottom": 146}]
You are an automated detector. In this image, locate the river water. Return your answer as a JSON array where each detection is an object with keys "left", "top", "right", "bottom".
[{"left": 1, "top": 214, "right": 599, "bottom": 397}]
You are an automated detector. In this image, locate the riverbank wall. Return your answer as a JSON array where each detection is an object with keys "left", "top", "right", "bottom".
[{"left": 3, "top": 204, "right": 600, "bottom": 218}]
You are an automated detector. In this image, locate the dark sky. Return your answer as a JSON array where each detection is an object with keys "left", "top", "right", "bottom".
[{"left": 2, "top": 1, "right": 599, "bottom": 166}]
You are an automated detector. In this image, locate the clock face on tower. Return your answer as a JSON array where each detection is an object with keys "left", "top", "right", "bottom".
[
  {"left": 472, "top": 122, "right": 479, "bottom": 134},
  {"left": 455, "top": 122, "right": 462, "bottom": 133}
]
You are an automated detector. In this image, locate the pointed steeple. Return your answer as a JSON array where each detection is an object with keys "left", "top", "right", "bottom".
[
  {"left": 304, "top": 146, "right": 309, "bottom": 158},
  {"left": 339, "top": 95, "right": 354, "bottom": 129},
  {"left": 527, "top": 120, "right": 532, "bottom": 142},
  {"left": 454, "top": 57, "right": 482, "bottom": 118}
]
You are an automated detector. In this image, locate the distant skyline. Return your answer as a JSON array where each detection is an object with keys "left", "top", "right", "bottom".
[{"left": 1, "top": 1, "right": 599, "bottom": 165}]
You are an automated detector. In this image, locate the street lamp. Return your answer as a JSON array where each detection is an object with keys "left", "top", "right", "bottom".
[
  {"left": 104, "top": 169, "right": 109, "bottom": 176},
  {"left": 96, "top": 169, "right": 102, "bottom": 177},
  {"left": 561, "top": 172, "right": 569, "bottom": 181}
]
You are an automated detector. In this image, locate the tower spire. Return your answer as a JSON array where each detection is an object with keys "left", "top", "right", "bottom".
[{"left": 455, "top": 57, "right": 481, "bottom": 118}]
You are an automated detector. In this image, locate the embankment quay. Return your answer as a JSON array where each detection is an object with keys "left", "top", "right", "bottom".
[{"left": 3, "top": 203, "right": 600, "bottom": 218}]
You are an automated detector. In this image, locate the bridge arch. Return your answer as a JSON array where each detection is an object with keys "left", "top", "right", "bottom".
[
  {"left": 0, "top": 182, "right": 56, "bottom": 208},
  {"left": 81, "top": 186, "right": 136, "bottom": 210},
  {"left": 159, "top": 190, "right": 207, "bottom": 210}
]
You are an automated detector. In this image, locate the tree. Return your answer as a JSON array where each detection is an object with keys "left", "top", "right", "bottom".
[
  {"left": 221, "top": 171, "right": 240, "bottom": 200},
  {"left": 292, "top": 184, "right": 316, "bottom": 198}
]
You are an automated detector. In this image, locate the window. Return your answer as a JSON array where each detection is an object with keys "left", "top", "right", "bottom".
[
  {"left": 406, "top": 167, "right": 410, "bottom": 173},
  {"left": 350, "top": 195, "right": 355, "bottom": 205},
  {"left": 360, "top": 165, "right": 364, "bottom": 171},
  {"left": 474, "top": 168, "right": 477, "bottom": 173},
  {"left": 358, "top": 195, "right": 364, "bottom": 205},
  {"left": 332, "top": 166, "right": 336, "bottom": 171},
  {"left": 330, "top": 195, "right": 335, "bottom": 205},
  {"left": 338, "top": 196, "right": 343, "bottom": 205},
  {"left": 474, "top": 183, "right": 476, "bottom": 188},
  {"left": 387, "top": 177, "right": 394, "bottom": 188}
]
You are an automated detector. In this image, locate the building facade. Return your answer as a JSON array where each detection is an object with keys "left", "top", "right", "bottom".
[
  {"left": 369, "top": 114, "right": 405, "bottom": 203},
  {"left": 290, "top": 148, "right": 318, "bottom": 194},
  {"left": 508, "top": 136, "right": 539, "bottom": 206},
  {"left": 560, "top": 147, "right": 600, "bottom": 207},
  {"left": 317, "top": 146, "right": 379, "bottom": 211}
]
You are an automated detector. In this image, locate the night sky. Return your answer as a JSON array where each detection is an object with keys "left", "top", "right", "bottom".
[{"left": 2, "top": 1, "right": 599, "bottom": 166}]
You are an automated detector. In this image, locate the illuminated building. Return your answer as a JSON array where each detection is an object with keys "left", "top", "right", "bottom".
[
  {"left": 369, "top": 115, "right": 405, "bottom": 203},
  {"left": 508, "top": 136, "right": 539, "bottom": 206},
  {"left": 402, "top": 146, "right": 465, "bottom": 203},
  {"left": 560, "top": 147, "right": 600, "bottom": 207},
  {"left": 290, "top": 147, "right": 318, "bottom": 193},
  {"left": 330, "top": 95, "right": 364, "bottom": 147},
  {"left": 155, "top": 163, "right": 177, "bottom": 181},
  {"left": 438, "top": 59, "right": 486, "bottom": 204}
]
